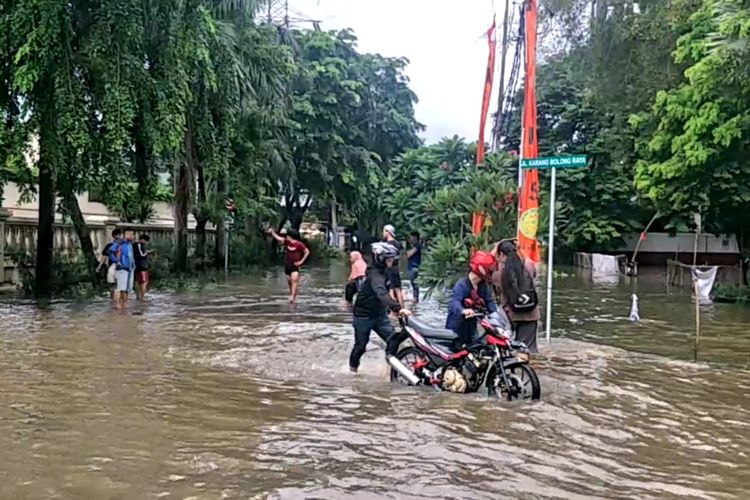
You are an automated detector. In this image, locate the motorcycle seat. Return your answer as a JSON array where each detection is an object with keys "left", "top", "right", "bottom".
[{"left": 407, "top": 317, "right": 458, "bottom": 341}]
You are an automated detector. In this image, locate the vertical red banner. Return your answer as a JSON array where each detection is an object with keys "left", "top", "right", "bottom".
[
  {"left": 517, "top": 0, "right": 540, "bottom": 263},
  {"left": 472, "top": 19, "right": 497, "bottom": 236}
]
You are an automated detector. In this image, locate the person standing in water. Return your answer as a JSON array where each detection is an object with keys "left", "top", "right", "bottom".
[
  {"left": 382, "top": 224, "right": 404, "bottom": 308},
  {"left": 406, "top": 231, "right": 422, "bottom": 303},
  {"left": 345, "top": 251, "right": 367, "bottom": 305},
  {"left": 97, "top": 228, "right": 122, "bottom": 303},
  {"left": 133, "top": 234, "right": 152, "bottom": 301},
  {"left": 268, "top": 227, "right": 310, "bottom": 304},
  {"left": 349, "top": 242, "right": 411, "bottom": 372},
  {"left": 493, "top": 239, "right": 540, "bottom": 353},
  {"left": 110, "top": 227, "right": 136, "bottom": 310}
]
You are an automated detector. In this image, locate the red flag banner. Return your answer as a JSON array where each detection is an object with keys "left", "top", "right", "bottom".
[
  {"left": 472, "top": 19, "right": 497, "bottom": 236},
  {"left": 517, "top": 0, "right": 540, "bottom": 263}
]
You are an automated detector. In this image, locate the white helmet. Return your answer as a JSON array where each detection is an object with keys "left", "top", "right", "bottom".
[{"left": 371, "top": 242, "right": 400, "bottom": 267}]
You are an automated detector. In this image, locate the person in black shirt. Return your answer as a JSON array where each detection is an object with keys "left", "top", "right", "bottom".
[
  {"left": 133, "top": 234, "right": 152, "bottom": 301},
  {"left": 349, "top": 242, "right": 411, "bottom": 372}
]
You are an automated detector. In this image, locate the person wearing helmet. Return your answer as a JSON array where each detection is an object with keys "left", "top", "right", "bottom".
[
  {"left": 445, "top": 251, "right": 500, "bottom": 348},
  {"left": 349, "top": 242, "right": 411, "bottom": 372}
]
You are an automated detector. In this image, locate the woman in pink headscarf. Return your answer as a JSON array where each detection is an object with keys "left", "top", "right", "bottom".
[{"left": 345, "top": 251, "right": 368, "bottom": 304}]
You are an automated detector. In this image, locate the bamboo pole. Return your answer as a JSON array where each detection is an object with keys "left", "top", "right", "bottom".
[{"left": 693, "top": 279, "right": 700, "bottom": 362}]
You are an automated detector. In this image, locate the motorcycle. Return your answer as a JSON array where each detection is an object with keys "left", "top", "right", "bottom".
[{"left": 387, "top": 301, "right": 541, "bottom": 401}]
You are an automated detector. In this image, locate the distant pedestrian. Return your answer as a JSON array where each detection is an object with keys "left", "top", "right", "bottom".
[
  {"left": 268, "top": 227, "right": 310, "bottom": 304},
  {"left": 97, "top": 228, "right": 122, "bottom": 303},
  {"left": 134, "top": 234, "right": 152, "bottom": 301},
  {"left": 110, "top": 227, "right": 136, "bottom": 310},
  {"left": 406, "top": 231, "right": 422, "bottom": 303},
  {"left": 345, "top": 251, "right": 368, "bottom": 305},
  {"left": 382, "top": 224, "right": 404, "bottom": 308}
]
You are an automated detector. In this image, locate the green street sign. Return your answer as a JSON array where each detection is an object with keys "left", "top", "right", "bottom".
[{"left": 521, "top": 154, "right": 588, "bottom": 169}]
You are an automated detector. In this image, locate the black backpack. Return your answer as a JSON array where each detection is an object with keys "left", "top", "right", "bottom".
[{"left": 505, "top": 264, "right": 538, "bottom": 313}]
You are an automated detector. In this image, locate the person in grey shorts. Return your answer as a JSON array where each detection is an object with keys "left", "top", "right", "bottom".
[{"left": 110, "top": 228, "right": 136, "bottom": 309}]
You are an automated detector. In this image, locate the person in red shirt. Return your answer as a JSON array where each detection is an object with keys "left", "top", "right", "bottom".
[{"left": 268, "top": 227, "right": 310, "bottom": 304}]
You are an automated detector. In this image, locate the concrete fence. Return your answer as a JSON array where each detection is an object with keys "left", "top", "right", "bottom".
[{"left": 0, "top": 209, "right": 213, "bottom": 284}]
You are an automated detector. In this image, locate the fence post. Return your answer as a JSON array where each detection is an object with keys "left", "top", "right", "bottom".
[
  {"left": 0, "top": 208, "right": 9, "bottom": 283},
  {"left": 693, "top": 279, "right": 700, "bottom": 362}
]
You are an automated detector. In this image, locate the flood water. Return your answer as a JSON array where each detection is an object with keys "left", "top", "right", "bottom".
[{"left": 1, "top": 264, "right": 749, "bottom": 499}]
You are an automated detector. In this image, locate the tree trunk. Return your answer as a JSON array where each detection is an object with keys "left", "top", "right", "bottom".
[
  {"left": 134, "top": 107, "right": 151, "bottom": 222},
  {"left": 174, "top": 139, "right": 193, "bottom": 272},
  {"left": 213, "top": 175, "right": 227, "bottom": 268},
  {"left": 35, "top": 85, "right": 57, "bottom": 300},
  {"left": 193, "top": 127, "right": 208, "bottom": 269},
  {"left": 60, "top": 190, "right": 98, "bottom": 286},
  {"left": 285, "top": 196, "right": 312, "bottom": 231},
  {"left": 195, "top": 218, "right": 208, "bottom": 270},
  {"left": 737, "top": 229, "right": 748, "bottom": 286}
]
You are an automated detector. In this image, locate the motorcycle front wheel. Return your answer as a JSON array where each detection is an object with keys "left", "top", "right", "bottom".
[
  {"left": 487, "top": 363, "right": 541, "bottom": 401},
  {"left": 389, "top": 347, "right": 429, "bottom": 385}
]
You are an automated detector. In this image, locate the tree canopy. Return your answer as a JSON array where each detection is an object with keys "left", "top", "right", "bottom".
[
  {"left": 3, "top": 0, "right": 750, "bottom": 298},
  {"left": 0, "top": 1, "right": 423, "bottom": 296}
]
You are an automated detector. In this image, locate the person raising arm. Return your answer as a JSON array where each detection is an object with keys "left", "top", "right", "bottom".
[{"left": 268, "top": 227, "right": 310, "bottom": 304}]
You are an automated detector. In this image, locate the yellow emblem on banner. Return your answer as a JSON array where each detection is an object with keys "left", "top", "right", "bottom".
[{"left": 519, "top": 208, "right": 539, "bottom": 239}]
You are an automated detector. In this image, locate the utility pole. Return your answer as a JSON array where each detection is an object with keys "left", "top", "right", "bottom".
[{"left": 492, "top": 0, "right": 512, "bottom": 149}]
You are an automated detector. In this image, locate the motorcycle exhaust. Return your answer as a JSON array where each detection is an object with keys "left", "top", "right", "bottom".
[{"left": 387, "top": 356, "right": 420, "bottom": 385}]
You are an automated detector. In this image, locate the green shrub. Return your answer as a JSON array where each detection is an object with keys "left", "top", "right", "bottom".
[{"left": 713, "top": 284, "right": 750, "bottom": 304}]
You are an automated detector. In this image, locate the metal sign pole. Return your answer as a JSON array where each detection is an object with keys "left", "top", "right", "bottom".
[
  {"left": 519, "top": 154, "right": 587, "bottom": 344},
  {"left": 545, "top": 166, "right": 556, "bottom": 343}
]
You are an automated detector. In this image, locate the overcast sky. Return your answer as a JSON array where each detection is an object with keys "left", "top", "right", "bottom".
[{"left": 289, "top": 0, "right": 501, "bottom": 144}]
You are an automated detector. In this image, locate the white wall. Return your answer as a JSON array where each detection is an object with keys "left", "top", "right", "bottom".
[
  {"left": 617, "top": 232, "right": 739, "bottom": 254},
  {"left": 2, "top": 181, "right": 197, "bottom": 228}
]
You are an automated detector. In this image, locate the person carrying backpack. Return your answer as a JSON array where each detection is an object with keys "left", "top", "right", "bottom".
[{"left": 493, "top": 239, "right": 540, "bottom": 353}]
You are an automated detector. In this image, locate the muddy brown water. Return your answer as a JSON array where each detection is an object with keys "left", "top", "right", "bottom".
[{"left": 0, "top": 265, "right": 749, "bottom": 499}]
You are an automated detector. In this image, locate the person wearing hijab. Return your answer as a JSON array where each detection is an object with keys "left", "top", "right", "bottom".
[{"left": 345, "top": 251, "right": 367, "bottom": 304}]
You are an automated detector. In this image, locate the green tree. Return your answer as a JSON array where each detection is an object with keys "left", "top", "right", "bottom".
[
  {"left": 279, "top": 29, "right": 422, "bottom": 230},
  {"left": 634, "top": 0, "right": 750, "bottom": 255},
  {"left": 380, "top": 138, "right": 518, "bottom": 290},
  {"left": 503, "top": 0, "right": 701, "bottom": 251}
]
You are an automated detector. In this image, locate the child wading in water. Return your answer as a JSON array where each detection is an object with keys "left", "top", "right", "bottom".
[{"left": 268, "top": 227, "right": 310, "bottom": 304}]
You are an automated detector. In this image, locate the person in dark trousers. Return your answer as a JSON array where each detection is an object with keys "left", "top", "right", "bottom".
[
  {"left": 445, "top": 251, "right": 500, "bottom": 348},
  {"left": 134, "top": 234, "right": 152, "bottom": 301},
  {"left": 349, "top": 242, "right": 411, "bottom": 372},
  {"left": 382, "top": 224, "right": 404, "bottom": 308},
  {"left": 406, "top": 231, "right": 422, "bottom": 303},
  {"left": 493, "top": 240, "right": 540, "bottom": 353}
]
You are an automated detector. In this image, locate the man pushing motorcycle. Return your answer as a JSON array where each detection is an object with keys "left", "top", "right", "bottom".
[{"left": 349, "top": 242, "right": 412, "bottom": 372}]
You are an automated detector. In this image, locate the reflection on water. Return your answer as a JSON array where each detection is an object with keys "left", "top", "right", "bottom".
[{"left": 0, "top": 265, "right": 749, "bottom": 499}]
